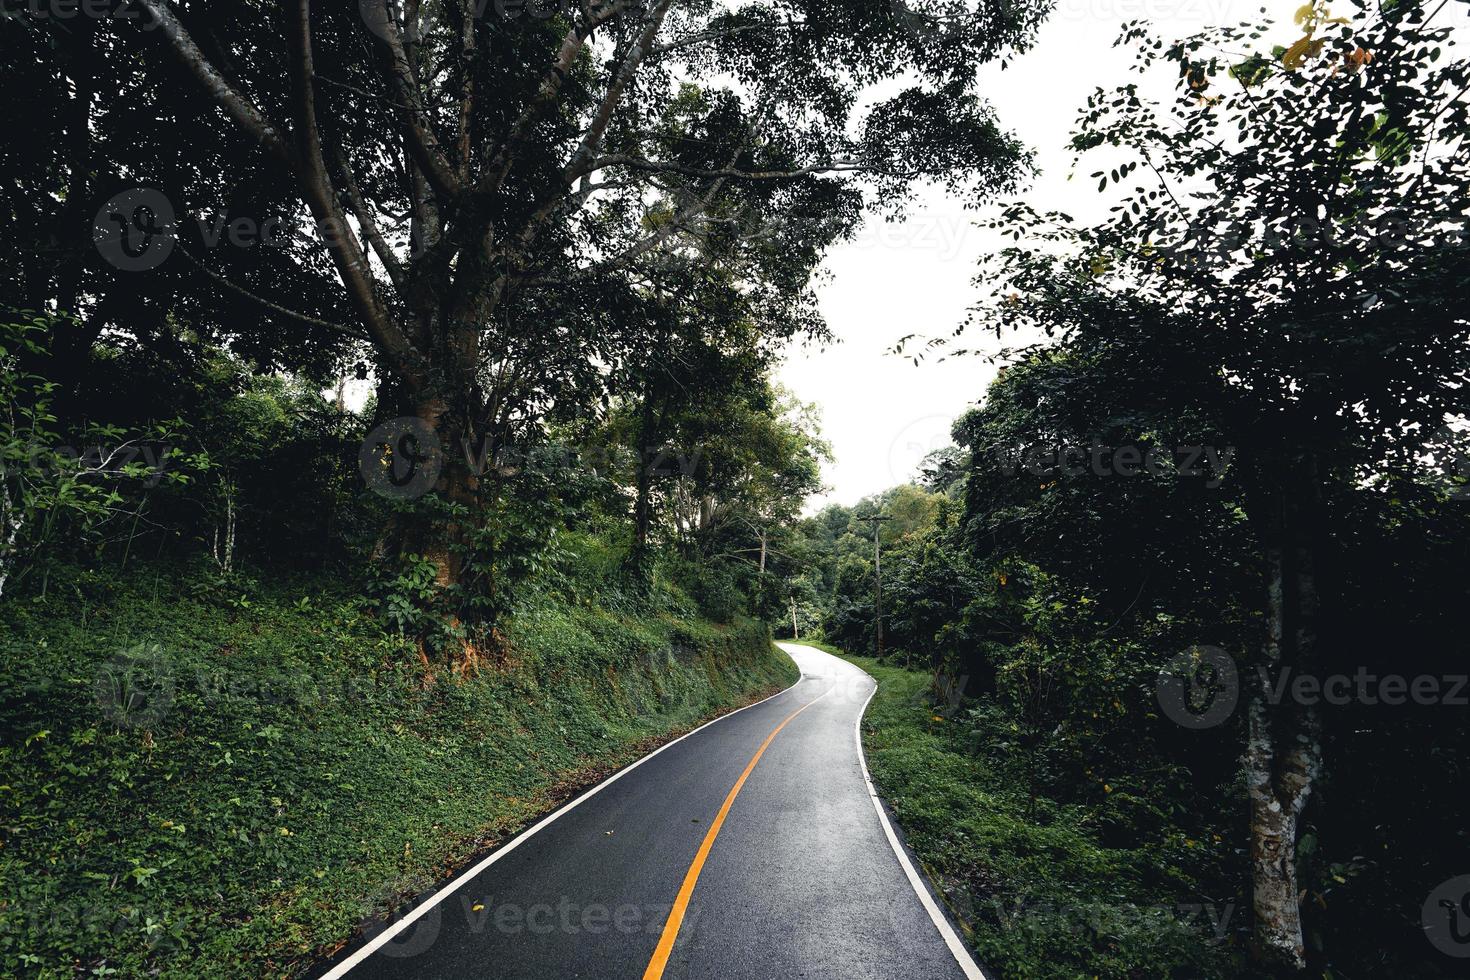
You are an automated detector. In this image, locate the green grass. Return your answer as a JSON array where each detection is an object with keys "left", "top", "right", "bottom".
[
  {"left": 781, "top": 637, "right": 843, "bottom": 656},
  {"left": 0, "top": 565, "right": 796, "bottom": 978},
  {"left": 837, "top": 651, "right": 1243, "bottom": 980}
]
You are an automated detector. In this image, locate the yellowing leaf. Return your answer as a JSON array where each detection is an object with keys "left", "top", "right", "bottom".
[
  {"left": 1293, "top": 3, "right": 1315, "bottom": 25},
  {"left": 1283, "top": 35, "right": 1314, "bottom": 69}
]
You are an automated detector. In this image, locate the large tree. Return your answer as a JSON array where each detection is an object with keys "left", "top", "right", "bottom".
[
  {"left": 78, "top": 0, "right": 1042, "bottom": 616},
  {"left": 953, "top": 0, "right": 1470, "bottom": 969}
]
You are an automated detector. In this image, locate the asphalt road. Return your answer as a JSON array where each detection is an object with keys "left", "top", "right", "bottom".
[{"left": 320, "top": 643, "right": 985, "bottom": 980}]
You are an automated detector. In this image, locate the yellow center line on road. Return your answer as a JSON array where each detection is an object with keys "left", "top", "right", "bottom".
[{"left": 641, "top": 685, "right": 830, "bottom": 980}]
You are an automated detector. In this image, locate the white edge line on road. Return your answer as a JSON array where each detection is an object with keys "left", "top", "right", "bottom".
[
  {"left": 320, "top": 648, "right": 806, "bottom": 979},
  {"left": 848, "top": 662, "right": 989, "bottom": 980}
]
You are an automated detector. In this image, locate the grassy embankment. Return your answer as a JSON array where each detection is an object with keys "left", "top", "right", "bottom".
[
  {"left": 0, "top": 565, "right": 795, "bottom": 977},
  {"left": 832, "top": 649, "right": 1243, "bottom": 980}
]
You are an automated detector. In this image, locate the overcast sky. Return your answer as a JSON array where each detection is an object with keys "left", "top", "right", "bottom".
[{"left": 778, "top": 0, "right": 1402, "bottom": 509}]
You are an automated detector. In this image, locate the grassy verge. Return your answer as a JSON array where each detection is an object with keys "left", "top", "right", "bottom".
[
  {"left": 779, "top": 637, "right": 842, "bottom": 656},
  {"left": 836, "top": 650, "right": 1242, "bottom": 980},
  {"left": 0, "top": 565, "right": 796, "bottom": 978}
]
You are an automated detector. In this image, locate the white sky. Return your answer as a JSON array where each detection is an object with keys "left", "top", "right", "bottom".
[{"left": 779, "top": 0, "right": 1344, "bottom": 508}]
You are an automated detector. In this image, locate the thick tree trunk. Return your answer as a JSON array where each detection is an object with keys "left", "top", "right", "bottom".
[
  {"left": 402, "top": 388, "right": 493, "bottom": 673},
  {"left": 627, "top": 390, "right": 660, "bottom": 583},
  {"left": 1245, "top": 453, "right": 1324, "bottom": 973},
  {"left": 412, "top": 394, "right": 481, "bottom": 589},
  {"left": 632, "top": 458, "right": 653, "bottom": 554},
  {"left": 1247, "top": 692, "right": 1320, "bottom": 972}
]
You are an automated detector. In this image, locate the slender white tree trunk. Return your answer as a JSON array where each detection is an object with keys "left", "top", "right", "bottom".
[
  {"left": 224, "top": 489, "right": 235, "bottom": 574},
  {"left": 0, "top": 517, "right": 18, "bottom": 600},
  {"left": 0, "top": 477, "right": 22, "bottom": 600},
  {"left": 212, "top": 482, "right": 237, "bottom": 574}
]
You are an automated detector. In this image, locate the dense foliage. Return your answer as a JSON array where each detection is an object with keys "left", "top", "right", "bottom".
[
  {"left": 790, "top": 2, "right": 1470, "bottom": 976},
  {"left": 0, "top": 0, "right": 1044, "bottom": 658},
  {"left": 0, "top": 558, "right": 793, "bottom": 977},
  {"left": 845, "top": 651, "right": 1239, "bottom": 979},
  {"left": 5, "top": 0, "right": 1468, "bottom": 976}
]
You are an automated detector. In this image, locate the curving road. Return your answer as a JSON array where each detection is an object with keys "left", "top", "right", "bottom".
[{"left": 317, "top": 643, "right": 986, "bottom": 980}]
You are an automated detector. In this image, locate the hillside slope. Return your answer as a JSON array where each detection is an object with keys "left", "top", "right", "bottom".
[{"left": 0, "top": 565, "right": 795, "bottom": 978}]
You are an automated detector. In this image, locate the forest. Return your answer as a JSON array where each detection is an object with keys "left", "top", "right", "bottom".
[{"left": 2, "top": 0, "right": 1468, "bottom": 978}]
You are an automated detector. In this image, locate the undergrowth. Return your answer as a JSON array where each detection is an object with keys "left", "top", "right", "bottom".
[
  {"left": 841, "top": 653, "right": 1247, "bottom": 980},
  {"left": 0, "top": 563, "right": 794, "bottom": 977}
]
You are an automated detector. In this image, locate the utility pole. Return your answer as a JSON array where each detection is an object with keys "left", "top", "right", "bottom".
[
  {"left": 790, "top": 596, "right": 800, "bottom": 640},
  {"left": 862, "top": 514, "right": 893, "bottom": 658}
]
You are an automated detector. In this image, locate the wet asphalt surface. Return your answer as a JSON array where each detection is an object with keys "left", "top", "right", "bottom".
[{"left": 325, "top": 643, "right": 974, "bottom": 979}]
